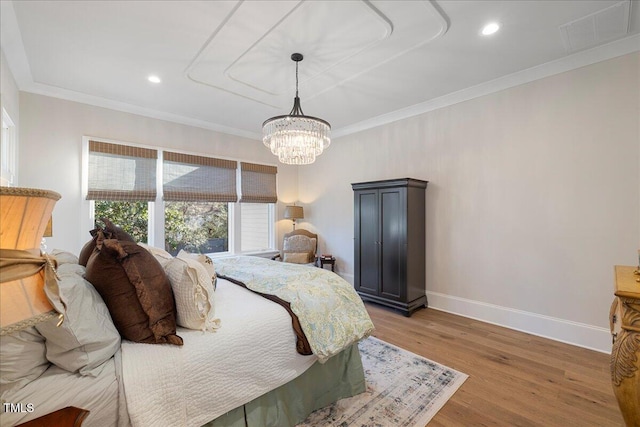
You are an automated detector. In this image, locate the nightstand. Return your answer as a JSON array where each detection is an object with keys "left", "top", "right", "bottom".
[{"left": 318, "top": 256, "right": 336, "bottom": 272}]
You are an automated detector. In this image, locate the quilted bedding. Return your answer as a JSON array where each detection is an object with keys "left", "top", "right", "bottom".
[
  {"left": 121, "top": 278, "right": 317, "bottom": 427},
  {"left": 215, "top": 256, "right": 375, "bottom": 363}
]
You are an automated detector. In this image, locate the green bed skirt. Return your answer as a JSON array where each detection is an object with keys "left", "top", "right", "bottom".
[{"left": 203, "top": 343, "right": 365, "bottom": 427}]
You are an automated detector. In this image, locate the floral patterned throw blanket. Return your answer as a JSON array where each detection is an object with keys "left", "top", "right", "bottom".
[{"left": 215, "top": 256, "right": 375, "bottom": 363}]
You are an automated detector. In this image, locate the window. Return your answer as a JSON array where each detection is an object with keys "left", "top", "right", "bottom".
[
  {"left": 162, "top": 151, "right": 237, "bottom": 255},
  {"left": 87, "top": 140, "right": 155, "bottom": 245},
  {"left": 85, "top": 138, "right": 277, "bottom": 256},
  {"left": 240, "top": 203, "right": 271, "bottom": 252},
  {"left": 1, "top": 109, "right": 17, "bottom": 186},
  {"left": 238, "top": 162, "right": 277, "bottom": 252}
]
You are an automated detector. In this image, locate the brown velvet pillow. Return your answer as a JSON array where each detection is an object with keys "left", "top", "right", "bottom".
[
  {"left": 79, "top": 219, "right": 135, "bottom": 266},
  {"left": 78, "top": 228, "right": 101, "bottom": 267},
  {"left": 102, "top": 218, "right": 135, "bottom": 242},
  {"left": 85, "top": 232, "right": 182, "bottom": 346}
]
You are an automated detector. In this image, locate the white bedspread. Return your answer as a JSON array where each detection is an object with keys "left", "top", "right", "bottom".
[{"left": 121, "top": 278, "right": 317, "bottom": 427}]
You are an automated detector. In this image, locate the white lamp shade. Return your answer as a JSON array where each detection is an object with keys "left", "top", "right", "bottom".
[{"left": 0, "top": 187, "right": 61, "bottom": 331}]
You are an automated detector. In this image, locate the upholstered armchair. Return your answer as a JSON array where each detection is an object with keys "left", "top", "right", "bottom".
[{"left": 272, "top": 229, "right": 318, "bottom": 266}]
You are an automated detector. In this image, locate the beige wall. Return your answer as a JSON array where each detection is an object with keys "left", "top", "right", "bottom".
[
  {"left": 298, "top": 52, "right": 640, "bottom": 352},
  {"left": 18, "top": 93, "right": 298, "bottom": 255}
]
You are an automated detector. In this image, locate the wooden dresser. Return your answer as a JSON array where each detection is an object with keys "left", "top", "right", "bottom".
[{"left": 610, "top": 265, "right": 640, "bottom": 426}]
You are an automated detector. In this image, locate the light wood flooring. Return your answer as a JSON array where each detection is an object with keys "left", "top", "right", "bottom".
[{"left": 364, "top": 303, "right": 624, "bottom": 426}]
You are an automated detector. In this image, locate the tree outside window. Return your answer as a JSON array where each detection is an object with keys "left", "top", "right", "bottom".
[
  {"left": 94, "top": 201, "right": 228, "bottom": 255},
  {"left": 94, "top": 201, "right": 148, "bottom": 242},
  {"left": 164, "top": 201, "right": 228, "bottom": 255}
]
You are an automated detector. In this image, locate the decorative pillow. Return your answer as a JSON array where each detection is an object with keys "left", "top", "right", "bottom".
[
  {"left": 49, "top": 249, "right": 79, "bottom": 265},
  {"left": 102, "top": 218, "right": 135, "bottom": 242},
  {"left": 0, "top": 327, "right": 49, "bottom": 395},
  {"left": 54, "top": 262, "right": 85, "bottom": 277},
  {"left": 138, "top": 242, "right": 174, "bottom": 268},
  {"left": 85, "top": 232, "right": 182, "bottom": 345},
  {"left": 78, "top": 228, "right": 100, "bottom": 267},
  {"left": 283, "top": 252, "right": 311, "bottom": 264},
  {"left": 79, "top": 220, "right": 134, "bottom": 266},
  {"left": 165, "top": 256, "right": 220, "bottom": 332},
  {"left": 177, "top": 250, "right": 217, "bottom": 290},
  {"left": 35, "top": 263, "right": 120, "bottom": 376}
]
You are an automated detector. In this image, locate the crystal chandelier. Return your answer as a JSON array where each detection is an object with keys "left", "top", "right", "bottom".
[{"left": 262, "top": 53, "right": 331, "bottom": 165}]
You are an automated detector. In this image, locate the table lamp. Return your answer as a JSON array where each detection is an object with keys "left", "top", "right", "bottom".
[
  {"left": 284, "top": 205, "right": 304, "bottom": 230},
  {"left": 0, "top": 187, "right": 62, "bottom": 335}
]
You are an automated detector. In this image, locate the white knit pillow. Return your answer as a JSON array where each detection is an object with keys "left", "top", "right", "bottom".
[
  {"left": 164, "top": 256, "right": 220, "bottom": 332},
  {"left": 177, "top": 250, "right": 217, "bottom": 290}
]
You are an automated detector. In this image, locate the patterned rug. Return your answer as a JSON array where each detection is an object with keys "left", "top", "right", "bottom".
[{"left": 298, "top": 336, "right": 468, "bottom": 427}]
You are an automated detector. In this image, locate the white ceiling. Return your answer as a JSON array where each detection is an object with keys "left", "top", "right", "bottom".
[{"left": 2, "top": 0, "right": 639, "bottom": 140}]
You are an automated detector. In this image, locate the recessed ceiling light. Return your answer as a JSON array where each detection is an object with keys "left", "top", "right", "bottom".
[
  {"left": 147, "top": 75, "right": 161, "bottom": 84},
  {"left": 481, "top": 22, "right": 500, "bottom": 36}
]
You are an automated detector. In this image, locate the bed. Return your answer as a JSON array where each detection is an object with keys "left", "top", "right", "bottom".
[{"left": 0, "top": 248, "right": 373, "bottom": 427}]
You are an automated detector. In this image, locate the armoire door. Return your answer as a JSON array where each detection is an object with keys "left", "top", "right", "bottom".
[
  {"left": 379, "top": 187, "right": 405, "bottom": 301},
  {"left": 354, "top": 189, "right": 379, "bottom": 296}
]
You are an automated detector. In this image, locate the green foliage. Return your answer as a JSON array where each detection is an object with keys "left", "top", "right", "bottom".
[
  {"left": 94, "top": 200, "right": 228, "bottom": 255},
  {"left": 164, "top": 202, "right": 228, "bottom": 255},
  {"left": 94, "top": 200, "right": 148, "bottom": 242}
]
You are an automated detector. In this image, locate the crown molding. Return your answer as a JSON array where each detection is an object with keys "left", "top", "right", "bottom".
[{"left": 23, "top": 81, "right": 262, "bottom": 140}]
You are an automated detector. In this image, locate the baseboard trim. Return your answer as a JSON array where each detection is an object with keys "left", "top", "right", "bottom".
[{"left": 426, "top": 291, "right": 612, "bottom": 354}]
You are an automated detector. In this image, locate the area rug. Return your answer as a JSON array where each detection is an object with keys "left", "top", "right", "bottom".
[{"left": 298, "top": 336, "right": 468, "bottom": 427}]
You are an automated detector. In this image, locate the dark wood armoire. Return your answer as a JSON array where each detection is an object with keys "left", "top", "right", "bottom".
[{"left": 352, "top": 178, "right": 428, "bottom": 316}]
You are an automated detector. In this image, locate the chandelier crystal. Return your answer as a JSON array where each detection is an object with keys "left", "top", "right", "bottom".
[{"left": 263, "top": 53, "right": 331, "bottom": 165}]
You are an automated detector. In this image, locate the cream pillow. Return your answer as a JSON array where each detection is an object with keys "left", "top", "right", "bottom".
[
  {"left": 165, "top": 256, "right": 220, "bottom": 332},
  {"left": 177, "top": 250, "right": 217, "bottom": 290},
  {"left": 36, "top": 263, "right": 120, "bottom": 376},
  {"left": 283, "top": 252, "right": 312, "bottom": 264},
  {"left": 50, "top": 249, "right": 80, "bottom": 265}
]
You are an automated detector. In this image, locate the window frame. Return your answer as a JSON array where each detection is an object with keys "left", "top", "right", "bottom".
[
  {"left": 82, "top": 136, "right": 277, "bottom": 257},
  {"left": 1, "top": 108, "right": 17, "bottom": 186}
]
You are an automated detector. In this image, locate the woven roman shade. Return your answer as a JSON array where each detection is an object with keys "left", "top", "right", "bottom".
[
  {"left": 87, "top": 141, "right": 157, "bottom": 201},
  {"left": 163, "top": 152, "right": 237, "bottom": 202},
  {"left": 240, "top": 162, "right": 277, "bottom": 203}
]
